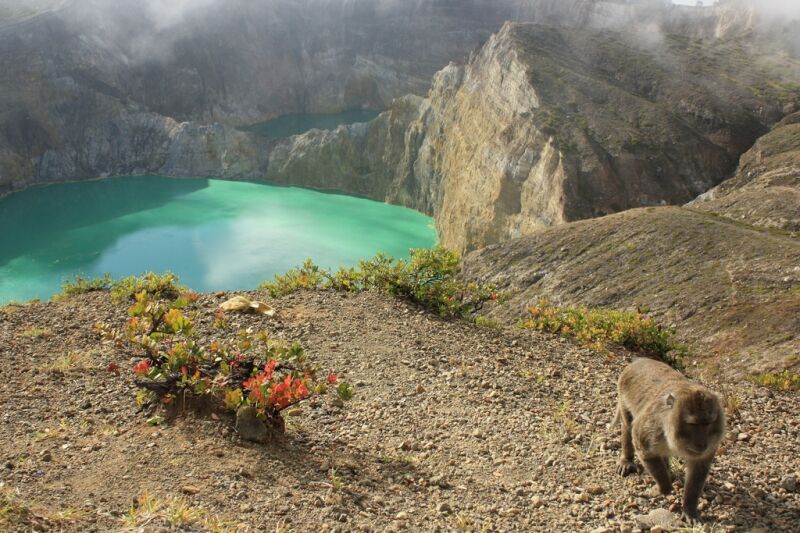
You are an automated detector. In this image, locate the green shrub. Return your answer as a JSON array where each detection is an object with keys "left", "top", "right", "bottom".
[
  {"left": 110, "top": 272, "right": 186, "bottom": 304},
  {"left": 55, "top": 274, "right": 113, "bottom": 300},
  {"left": 259, "top": 259, "right": 326, "bottom": 298},
  {"left": 259, "top": 247, "right": 498, "bottom": 319},
  {"left": 749, "top": 370, "right": 800, "bottom": 393},
  {"left": 55, "top": 272, "right": 187, "bottom": 304},
  {"left": 474, "top": 316, "right": 503, "bottom": 330},
  {"left": 521, "top": 299, "right": 687, "bottom": 366}
]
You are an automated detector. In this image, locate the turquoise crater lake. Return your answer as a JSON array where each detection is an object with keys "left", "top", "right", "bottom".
[{"left": 0, "top": 176, "right": 437, "bottom": 303}]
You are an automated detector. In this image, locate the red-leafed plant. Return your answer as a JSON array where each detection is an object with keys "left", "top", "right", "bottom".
[{"left": 98, "top": 289, "right": 352, "bottom": 431}]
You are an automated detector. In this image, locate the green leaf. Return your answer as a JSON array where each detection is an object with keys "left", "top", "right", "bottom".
[{"left": 336, "top": 383, "right": 354, "bottom": 402}]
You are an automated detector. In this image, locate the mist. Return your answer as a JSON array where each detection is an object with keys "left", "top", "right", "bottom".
[
  {"left": 3, "top": 0, "right": 800, "bottom": 66},
  {"left": 750, "top": 0, "right": 800, "bottom": 18}
]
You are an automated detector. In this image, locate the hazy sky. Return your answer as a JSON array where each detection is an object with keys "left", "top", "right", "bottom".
[{"left": 672, "top": 0, "right": 800, "bottom": 15}]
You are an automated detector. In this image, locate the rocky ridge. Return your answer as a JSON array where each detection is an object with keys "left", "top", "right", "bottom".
[
  {"left": 266, "top": 22, "right": 799, "bottom": 251},
  {"left": 691, "top": 111, "right": 800, "bottom": 233},
  {"left": 462, "top": 206, "right": 800, "bottom": 380},
  {"left": 3, "top": 1, "right": 799, "bottom": 240},
  {"left": 457, "top": 99, "right": 800, "bottom": 378}
]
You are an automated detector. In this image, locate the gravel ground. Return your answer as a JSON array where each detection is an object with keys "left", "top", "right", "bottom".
[{"left": 0, "top": 290, "right": 798, "bottom": 532}]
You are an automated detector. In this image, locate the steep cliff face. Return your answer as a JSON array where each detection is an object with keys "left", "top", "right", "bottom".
[
  {"left": 691, "top": 112, "right": 800, "bottom": 233},
  {"left": 0, "top": 91, "right": 271, "bottom": 196},
  {"left": 0, "top": 0, "right": 608, "bottom": 194},
  {"left": 266, "top": 22, "right": 798, "bottom": 251},
  {"left": 421, "top": 30, "right": 567, "bottom": 250},
  {"left": 455, "top": 45, "right": 800, "bottom": 377},
  {"left": 262, "top": 26, "right": 574, "bottom": 247}
]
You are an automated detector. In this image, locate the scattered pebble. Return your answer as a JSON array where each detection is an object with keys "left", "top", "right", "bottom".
[{"left": 2, "top": 290, "right": 798, "bottom": 532}]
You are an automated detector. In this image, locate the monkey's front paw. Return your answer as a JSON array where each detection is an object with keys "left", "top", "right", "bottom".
[
  {"left": 681, "top": 509, "right": 703, "bottom": 526},
  {"left": 616, "top": 459, "right": 639, "bottom": 476},
  {"left": 646, "top": 485, "right": 672, "bottom": 498}
]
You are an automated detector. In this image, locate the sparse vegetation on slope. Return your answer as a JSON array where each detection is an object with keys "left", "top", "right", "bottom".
[
  {"left": 522, "top": 299, "right": 687, "bottom": 367},
  {"left": 259, "top": 250, "right": 690, "bottom": 368},
  {"left": 260, "top": 248, "right": 498, "bottom": 319},
  {"left": 58, "top": 271, "right": 186, "bottom": 304},
  {"left": 749, "top": 370, "right": 800, "bottom": 393},
  {"left": 123, "top": 490, "right": 235, "bottom": 533},
  {"left": 0, "top": 487, "right": 83, "bottom": 530},
  {"left": 463, "top": 206, "right": 800, "bottom": 380}
]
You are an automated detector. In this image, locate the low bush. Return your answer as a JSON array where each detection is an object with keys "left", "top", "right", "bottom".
[
  {"left": 56, "top": 272, "right": 186, "bottom": 304},
  {"left": 55, "top": 274, "right": 113, "bottom": 300},
  {"left": 259, "top": 247, "right": 498, "bottom": 319},
  {"left": 521, "top": 299, "right": 687, "bottom": 366},
  {"left": 474, "top": 316, "right": 503, "bottom": 330},
  {"left": 97, "top": 289, "right": 351, "bottom": 430},
  {"left": 110, "top": 272, "right": 186, "bottom": 303},
  {"left": 749, "top": 370, "right": 800, "bottom": 393},
  {"left": 260, "top": 259, "right": 326, "bottom": 298}
]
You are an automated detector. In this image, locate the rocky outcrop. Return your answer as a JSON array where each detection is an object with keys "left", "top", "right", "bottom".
[
  {"left": 691, "top": 112, "right": 800, "bottom": 234},
  {"left": 462, "top": 206, "right": 800, "bottom": 380},
  {"left": 0, "top": 101, "right": 271, "bottom": 196},
  {"left": 266, "top": 22, "right": 798, "bottom": 251},
  {"left": 0, "top": 0, "right": 609, "bottom": 195}
]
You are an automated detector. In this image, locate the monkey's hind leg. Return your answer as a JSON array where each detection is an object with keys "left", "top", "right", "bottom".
[
  {"left": 641, "top": 456, "right": 673, "bottom": 496},
  {"left": 616, "top": 403, "right": 639, "bottom": 476}
]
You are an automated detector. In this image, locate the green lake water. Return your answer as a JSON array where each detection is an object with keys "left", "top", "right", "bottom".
[
  {"left": 0, "top": 176, "right": 437, "bottom": 303},
  {"left": 241, "top": 110, "right": 380, "bottom": 138}
]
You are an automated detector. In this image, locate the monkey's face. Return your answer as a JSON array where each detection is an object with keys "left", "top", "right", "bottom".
[{"left": 667, "top": 389, "right": 725, "bottom": 459}]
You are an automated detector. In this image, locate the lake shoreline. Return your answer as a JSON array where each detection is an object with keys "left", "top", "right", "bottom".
[{"left": 0, "top": 176, "right": 437, "bottom": 304}]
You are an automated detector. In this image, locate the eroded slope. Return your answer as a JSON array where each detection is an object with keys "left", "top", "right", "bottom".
[
  {"left": 692, "top": 111, "right": 800, "bottom": 233},
  {"left": 463, "top": 207, "right": 800, "bottom": 380}
]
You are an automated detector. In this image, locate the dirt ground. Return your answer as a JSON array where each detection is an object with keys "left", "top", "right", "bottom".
[{"left": 0, "top": 290, "right": 798, "bottom": 532}]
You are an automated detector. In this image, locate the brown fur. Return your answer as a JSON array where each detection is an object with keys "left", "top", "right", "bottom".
[{"left": 615, "top": 358, "right": 725, "bottom": 523}]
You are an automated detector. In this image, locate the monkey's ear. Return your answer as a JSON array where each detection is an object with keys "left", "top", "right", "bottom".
[{"left": 665, "top": 393, "right": 675, "bottom": 408}]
